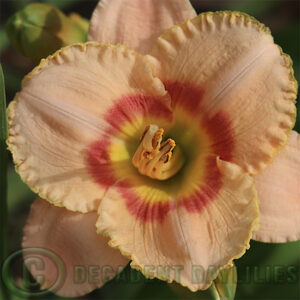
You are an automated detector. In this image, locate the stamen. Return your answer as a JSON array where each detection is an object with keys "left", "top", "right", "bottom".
[{"left": 132, "top": 124, "right": 184, "bottom": 180}]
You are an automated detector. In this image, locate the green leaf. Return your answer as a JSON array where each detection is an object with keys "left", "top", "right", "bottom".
[
  {"left": 228, "top": 0, "right": 278, "bottom": 17},
  {"left": 0, "top": 29, "right": 10, "bottom": 55},
  {"left": 7, "top": 166, "right": 35, "bottom": 213},
  {"left": 0, "top": 65, "right": 10, "bottom": 299},
  {"left": 235, "top": 240, "right": 300, "bottom": 299}
]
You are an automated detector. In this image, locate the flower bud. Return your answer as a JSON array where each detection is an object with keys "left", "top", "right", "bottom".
[
  {"left": 212, "top": 264, "right": 237, "bottom": 300},
  {"left": 5, "top": 3, "right": 88, "bottom": 64},
  {"left": 69, "top": 13, "right": 89, "bottom": 36}
]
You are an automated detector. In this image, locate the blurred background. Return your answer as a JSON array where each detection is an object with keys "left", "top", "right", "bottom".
[{"left": 0, "top": 0, "right": 299, "bottom": 299}]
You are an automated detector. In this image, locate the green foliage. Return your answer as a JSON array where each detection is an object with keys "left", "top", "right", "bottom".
[
  {"left": 228, "top": 0, "right": 279, "bottom": 17},
  {"left": 0, "top": 65, "right": 10, "bottom": 300}
]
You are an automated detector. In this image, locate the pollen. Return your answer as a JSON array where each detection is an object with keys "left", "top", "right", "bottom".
[{"left": 132, "top": 124, "right": 184, "bottom": 180}]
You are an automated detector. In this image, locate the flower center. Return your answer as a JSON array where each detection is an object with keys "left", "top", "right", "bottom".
[{"left": 132, "top": 124, "right": 184, "bottom": 180}]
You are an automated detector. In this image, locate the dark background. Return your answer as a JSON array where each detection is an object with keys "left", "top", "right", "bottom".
[{"left": 0, "top": 0, "right": 299, "bottom": 299}]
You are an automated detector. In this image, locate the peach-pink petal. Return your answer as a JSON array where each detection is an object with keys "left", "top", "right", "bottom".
[
  {"left": 148, "top": 12, "right": 297, "bottom": 175},
  {"left": 7, "top": 43, "right": 167, "bottom": 213},
  {"left": 22, "top": 198, "right": 129, "bottom": 297},
  {"left": 253, "top": 130, "right": 300, "bottom": 243},
  {"left": 88, "top": 0, "right": 196, "bottom": 54},
  {"left": 96, "top": 159, "right": 259, "bottom": 291}
]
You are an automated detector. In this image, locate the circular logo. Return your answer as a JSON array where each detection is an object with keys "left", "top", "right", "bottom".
[{"left": 2, "top": 248, "right": 66, "bottom": 297}]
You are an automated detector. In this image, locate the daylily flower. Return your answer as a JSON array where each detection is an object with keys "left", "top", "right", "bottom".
[{"left": 7, "top": 0, "right": 299, "bottom": 297}]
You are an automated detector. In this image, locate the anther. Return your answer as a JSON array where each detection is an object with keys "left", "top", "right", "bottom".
[{"left": 132, "top": 124, "right": 184, "bottom": 180}]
